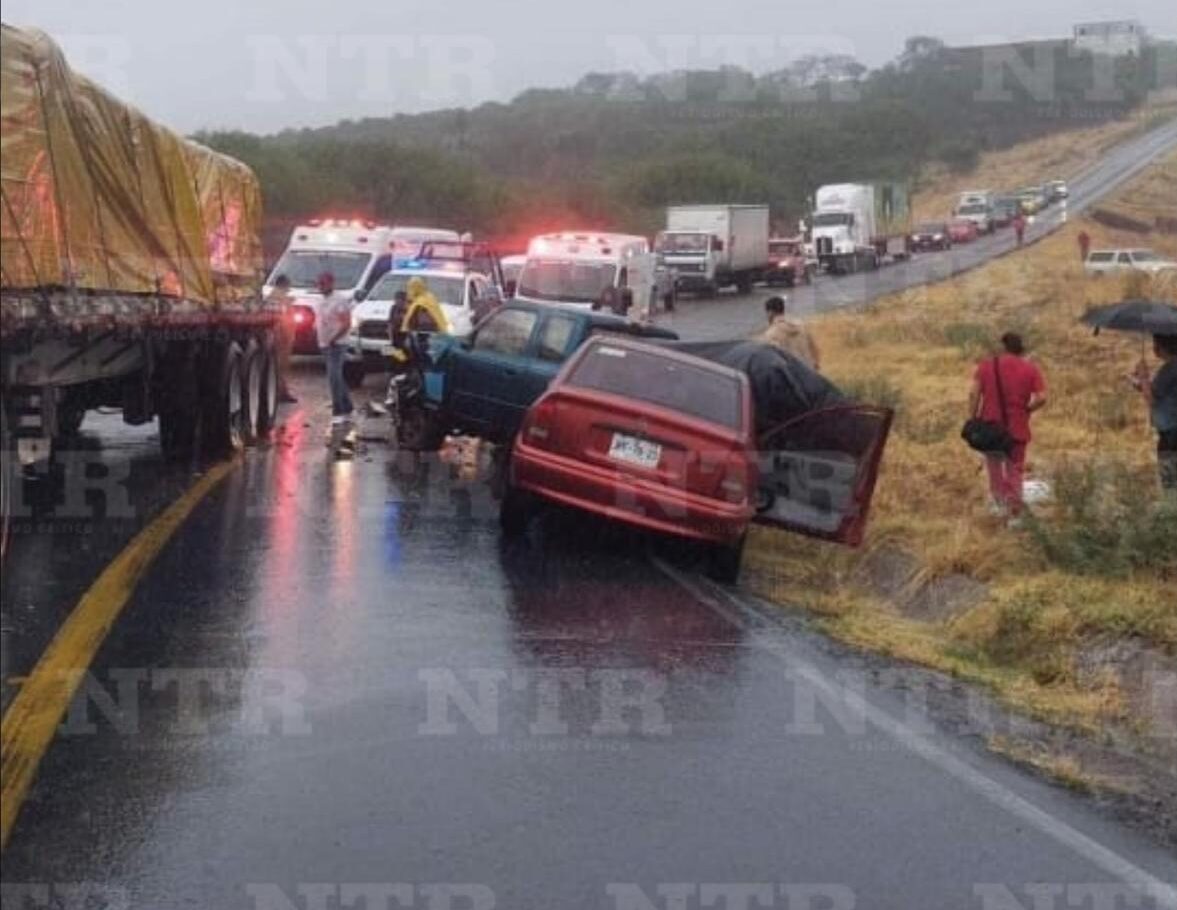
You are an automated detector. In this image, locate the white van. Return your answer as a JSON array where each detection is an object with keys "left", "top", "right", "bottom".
[
  {"left": 265, "top": 220, "right": 460, "bottom": 353},
  {"left": 515, "top": 232, "right": 663, "bottom": 318}
]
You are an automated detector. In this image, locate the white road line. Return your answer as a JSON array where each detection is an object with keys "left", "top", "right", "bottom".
[{"left": 651, "top": 557, "right": 1177, "bottom": 908}]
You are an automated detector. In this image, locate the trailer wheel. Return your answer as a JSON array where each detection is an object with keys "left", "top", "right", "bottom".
[
  {"left": 1, "top": 401, "right": 15, "bottom": 561},
  {"left": 200, "top": 341, "right": 247, "bottom": 458},
  {"left": 257, "top": 336, "right": 280, "bottom": 434},
  {"left": 157, "top": 345, "right": 201, "bottom": 460},
  {"left": 241, "top": 339, "right": 268, "bottom": 445}
]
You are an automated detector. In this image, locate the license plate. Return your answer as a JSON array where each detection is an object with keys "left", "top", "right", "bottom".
[{"left": 608, "top": 433, "right": 661, "bottom": 469}]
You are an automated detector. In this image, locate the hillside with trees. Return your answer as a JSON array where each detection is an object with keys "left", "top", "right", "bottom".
[{"left": 198, "top": 36, "right": 1177, "bottom": 254}]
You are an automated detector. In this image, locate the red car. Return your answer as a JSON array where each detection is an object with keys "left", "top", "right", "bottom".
[
  {"left": 947, "top": 218, "right": 979, "bottom": 244},
  {"left": 503, "top": 337, "right": 756, "bottom": 581},
  {"left": 766, "top": 237, "right": 812, "bottom": 287}
]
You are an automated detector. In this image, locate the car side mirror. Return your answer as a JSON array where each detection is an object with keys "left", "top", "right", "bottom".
[
  {"left": 711, "top": 238, "right": 724, "bottom": 252},
  {"left": 353, "top": 288, "right": 368, "bottom": 302}
]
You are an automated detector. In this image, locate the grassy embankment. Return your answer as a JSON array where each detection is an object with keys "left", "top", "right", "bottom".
[{"left": 746, "top": 144, "right": 1177, "bottom": 745}]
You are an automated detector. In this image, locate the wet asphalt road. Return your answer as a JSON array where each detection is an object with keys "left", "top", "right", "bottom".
[
  {"left": 3, "top": 367, "right": 1177, "bottom": 910},
  {"left": 4, "top": 119, "right": 1177, "bottom": 908},
  {"left": 659, "top": 116, "right": 1177, "bottom": 340}
]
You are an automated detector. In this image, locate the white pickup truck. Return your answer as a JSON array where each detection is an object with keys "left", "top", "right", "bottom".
[{"left": 1085, "top": 248, "right": 1177, "bottom": 277}]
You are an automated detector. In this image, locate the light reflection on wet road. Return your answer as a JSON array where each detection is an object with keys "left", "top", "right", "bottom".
[{"left": 2, "top": 365, "right": 1176, "bottom": 909}]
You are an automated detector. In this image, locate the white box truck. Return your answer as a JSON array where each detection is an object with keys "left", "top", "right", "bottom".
[
  {"left": 655, "top": 205, "right": 770, "bottom": 295},
  {"left": 811, "top": 182, "right": 911, "bottom": 274}
]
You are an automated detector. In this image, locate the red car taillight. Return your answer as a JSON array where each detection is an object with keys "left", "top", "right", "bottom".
[
  {"left": 718, "top": 453, "right": 753, "bottom": 504},
  {"left": 291, "top": 305, "right": 314, "bottom": 327},
  {"left": 521, "top": 398, "right": 559, "bottom": 449}
]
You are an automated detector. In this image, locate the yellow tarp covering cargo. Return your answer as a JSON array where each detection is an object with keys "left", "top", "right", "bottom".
[{"left": 0, "top": 25, "right": 262, "bottom": 307}]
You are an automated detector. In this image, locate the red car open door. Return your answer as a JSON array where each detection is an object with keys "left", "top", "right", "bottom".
[{"left": 752, "top": 405, "right": 893, "bottom": 547}]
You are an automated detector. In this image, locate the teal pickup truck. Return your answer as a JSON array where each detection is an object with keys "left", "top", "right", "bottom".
[{"left": 393, "top": 301, "right": 677, "bottom": 450}]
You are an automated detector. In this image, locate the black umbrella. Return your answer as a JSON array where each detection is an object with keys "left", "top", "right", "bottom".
[{"left": 1081, "top": 299, "right": 1177, "bottom": 336}]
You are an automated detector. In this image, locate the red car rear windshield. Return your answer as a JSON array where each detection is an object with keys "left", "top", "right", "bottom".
[{"left": 566, "top": 345, "right": 743, "bottom": 430}]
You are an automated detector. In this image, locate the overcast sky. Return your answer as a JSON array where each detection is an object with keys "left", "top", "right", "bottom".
[{"left": 4, "top": 0, "right": 1170, "bottom": 134}]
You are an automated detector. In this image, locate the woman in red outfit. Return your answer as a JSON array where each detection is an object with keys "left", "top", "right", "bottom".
[{"left": 969, "top": 333, "right": 1048, "bottom": 520}]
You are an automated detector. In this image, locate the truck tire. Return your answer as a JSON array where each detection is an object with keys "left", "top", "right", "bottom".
[
  {"left": 242, "top": 336, "right": 282, "bottom": 443},
  {"left": 157, "top": 345, "right": 201, "bottom": 460},
  {"left": 1, "top": 401, "right": 15, "bottom": 561},
  {"left": 200, "top": 341, "right": 247, "bottom": 458},
  {"left": 55, "top": 391, "right": 86, "bottom": 438},
  {"left": 257, "top": 336, "right": 280, "bottom": 434},
  {"left": 735, "top": 274, "right": 753, "bottom": 295}
]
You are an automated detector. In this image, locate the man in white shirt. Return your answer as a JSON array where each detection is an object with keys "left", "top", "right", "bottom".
[{"left": 315, "top": 271, "right": 354, "bottom": 423}]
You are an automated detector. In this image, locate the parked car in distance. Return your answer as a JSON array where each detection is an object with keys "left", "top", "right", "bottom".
[
  {"left": 990, "top": 197, "right": 1022, "bottom": 228},
  {"left": 504, "top": 336, "right": 755, "bottom": 581},
  {"left": 947, "top": 218, "right": 979, "bottom": 244},
  {"left": 955, "top": 202, "right": 994, "bottom": 234},
  {"left": 1015, "top": 186, "right": 1048, "bottom": 214},
  {"left": 1085, "top": 248, "right": 1177, "bottom": 277},
  {"left": 910, "top": 222, "right": 951, "bottom": 252},
  {"left": 399, "top": 301, "right": 678, "bottom": 450},
  {"left": 766, "top": 237, "right": 813, "bottom": 286},
  {"left": 1045, "top": 179, "right": 1069, "bottom": 201}
]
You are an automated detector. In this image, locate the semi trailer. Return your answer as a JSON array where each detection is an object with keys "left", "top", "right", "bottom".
[{"left": 1, "top": 25, "right": 280, "bottom": 555}]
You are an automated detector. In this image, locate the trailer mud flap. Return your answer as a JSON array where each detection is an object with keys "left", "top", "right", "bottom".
[{"left": 752, "top": 405, "right": 893, "bottom": 547}]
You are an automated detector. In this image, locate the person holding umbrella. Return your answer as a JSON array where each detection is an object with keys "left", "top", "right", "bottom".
[
  {"left": 1083, "top": 300, "right": 1177, "bottom": 492},
  {"left": 1129, "top": 334, "right": 1177, "bottom": 491}
]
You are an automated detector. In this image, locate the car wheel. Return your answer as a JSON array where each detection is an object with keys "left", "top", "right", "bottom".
[
  {"left": 396, "top": 405, "right": 444, "bottom": 452},
  {"left": 707, "top": 535, "right": 746, "bottom": 585},
  {"left": 500, "top": 483, "right": 533, "bottom": 538}
]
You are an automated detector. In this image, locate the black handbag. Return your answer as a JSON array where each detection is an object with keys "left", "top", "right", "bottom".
[{"left": 962, "top": 357, "right": 1015, "bottom": 455}]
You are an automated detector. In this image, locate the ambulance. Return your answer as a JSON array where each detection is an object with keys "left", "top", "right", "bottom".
[
  {"left": 265, "top": 219, "right": 460, "bottom": 353},
  {"left": 514, "top": 232, "right": 671, "bottom": 319}
]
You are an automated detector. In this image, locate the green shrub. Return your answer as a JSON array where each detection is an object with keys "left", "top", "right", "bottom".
[{"left": 1029, "top": 460, "right": 1177, "bottom": 577}]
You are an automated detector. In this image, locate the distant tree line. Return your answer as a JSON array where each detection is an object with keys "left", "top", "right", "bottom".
[{"left": 197, "top": 36, "right": 1176, "bottom": 250}]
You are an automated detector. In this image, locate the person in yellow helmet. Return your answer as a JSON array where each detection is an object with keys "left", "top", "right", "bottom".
[{"left": 389, "top": 276, "right": 451, "bottom": 367}]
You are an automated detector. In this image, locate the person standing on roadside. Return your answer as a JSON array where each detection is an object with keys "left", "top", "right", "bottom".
[
  {"left": 1013, "top": 211, "right": 1027, "bottom": 247},
  {"left": 968, "top": 332, "right": 1048, "bottom": 522},
  {"left": 316, "top": 271, "right": 354, "bottom": 424},
  {"left": 266, "top": 274, "right": 298, "bottom": 404},
  {"left": 1077, "top": 229, "right": 1091, "bottom": 264},
  {"left": 758, "top": 296, "right": 821, "bottom": 372},
  {"left": 1129, "top": 334, "right": 1177, "bottom": 492}
]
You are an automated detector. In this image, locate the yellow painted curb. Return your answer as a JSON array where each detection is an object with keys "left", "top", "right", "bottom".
[{"left": 0, "top": 458, "right": 236, "bottom": 848}]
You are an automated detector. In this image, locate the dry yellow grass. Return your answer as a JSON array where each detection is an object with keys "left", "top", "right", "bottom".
[
  {"left": 747, "top": 147, "right": 1177, "bottom": 737},
  {"left": 911, "top": 91, "right": 1177, "bottom": 222}
]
